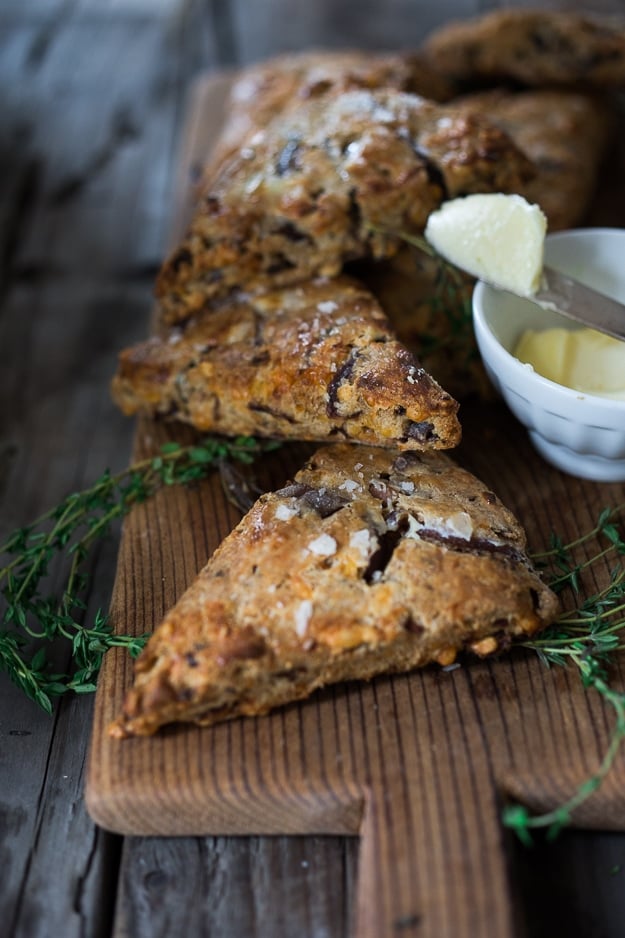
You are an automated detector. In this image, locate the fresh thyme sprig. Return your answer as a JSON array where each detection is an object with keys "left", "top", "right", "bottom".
[
  {"left": 503, "top": 503, "right": 625, "bottom": 844},
  {"left": 0, "top": 435, "right": 278, "bottom": 713}
]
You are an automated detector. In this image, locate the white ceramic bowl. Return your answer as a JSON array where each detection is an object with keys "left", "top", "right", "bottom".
[{"left": 472, "top": 228, "right": 625, "bottom": 482}]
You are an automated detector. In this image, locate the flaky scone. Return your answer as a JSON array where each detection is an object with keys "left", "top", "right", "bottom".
[
  {"left": 422, "top": 9, "right": 625, "bottom": 89},
  {"left": 109, "top": 443, "right": 559, "bottom": 737},
  {"left": 112, "top": 276, "right": 460, "bottom": 451},
  {"left": 207, "top": 49, "right": 457, "bottom": 173},
  {"left": 156, "top": 88, "right": 534, "bottom": 324},
  {"left": 454, "top": 87, "right": 615, "bottom": 231}
]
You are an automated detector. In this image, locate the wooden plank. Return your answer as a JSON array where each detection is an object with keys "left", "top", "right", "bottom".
[
  {"left": 86, "top": 66, "right": 625, "bottom": 938},
  {"left": 114, "top": 834, "right": 357, "bottom": 938}
]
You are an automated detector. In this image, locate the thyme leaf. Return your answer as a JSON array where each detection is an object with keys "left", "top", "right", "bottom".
[{"left": 0, "top": 434, "right": 279, "bottom": 713}]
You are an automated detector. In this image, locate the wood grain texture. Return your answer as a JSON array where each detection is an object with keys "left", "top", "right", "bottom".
[
  {"left": 114, "top": 833, "right": 357, "bottom": 938},
  {"left": 85, "top": 71, "right": 625, "bottom": 938}
]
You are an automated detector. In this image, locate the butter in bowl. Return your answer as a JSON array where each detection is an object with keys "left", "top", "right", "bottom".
[
  {"left": 422, "top": 194, "right": 625, "bottom": 480},
  {"left": 470, "top": 224, "right": 625, "bottom": 481}
]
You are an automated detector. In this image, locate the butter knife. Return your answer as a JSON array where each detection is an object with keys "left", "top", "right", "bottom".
[{"left": 522, "top": 265, "right": 625, "bottom": 342}]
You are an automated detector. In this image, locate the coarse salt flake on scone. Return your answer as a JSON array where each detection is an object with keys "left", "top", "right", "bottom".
[{"left": 109, "top": 443, "right": 559, "bottom": 738}]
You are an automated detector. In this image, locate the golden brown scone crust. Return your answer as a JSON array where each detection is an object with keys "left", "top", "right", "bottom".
[
  {"left": 109, "top": 443, "right": 559, "bottom": 737},
  {"left": 112, "top": 276, "right": 461, "bottom": 450},
  {"left": 156, "top": 88, "right": 534, "bottom": 324},
  {"left": 422, "top": 9, "right": 625, "bottom": 89},
  {"left": 454, "top": 87, "right": 615, "bottom": 231},
  {"left": 208, "top": 49, "right": 458, "bottom": 172}
]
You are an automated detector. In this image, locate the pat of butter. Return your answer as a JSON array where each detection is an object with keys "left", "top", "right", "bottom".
[
  {"left": 424, "top": 193, "right": 547, "bottom": 296},
  {"left": 515, "top": 327, "right": 625, "bottom": 400}
]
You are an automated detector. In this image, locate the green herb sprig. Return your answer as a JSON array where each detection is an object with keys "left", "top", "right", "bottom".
[
  {"left": 503, "top": 503, "right": 625, "bottom": 844},
  {"left": 0, "top": 435, "right": 277, "bottom": 713}
]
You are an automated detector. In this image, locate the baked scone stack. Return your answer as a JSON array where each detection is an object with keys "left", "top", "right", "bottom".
[{"left": 109, "top": 8, "right": 625, "bottom": 736}]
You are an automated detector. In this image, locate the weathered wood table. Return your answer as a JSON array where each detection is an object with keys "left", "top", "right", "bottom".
[{"left": 2, "top": 2, "right": 625, "bottom": 936}]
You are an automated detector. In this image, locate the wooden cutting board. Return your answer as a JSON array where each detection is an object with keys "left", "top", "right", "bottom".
[{"left": 86, "top": 73, "right": 625, "bottom": 938}]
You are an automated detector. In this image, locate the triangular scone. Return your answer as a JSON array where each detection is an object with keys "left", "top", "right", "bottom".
[
  {"left": 111, "top": 277, "right": 461, "bottom": 451},
  {"left": 453, "top": 88, "right": 615, "bottom": 232},
  {"left": 205, "top": 49, "right": 457, "bottom": 174},
  {"left": 421, "top": 9, "right": 625, "bottom": 89},
  {"left": 156, "top": 88, "right": 534, "bottom": 323},
  {"left": 109, "top": 444, "right": 558, "bottom": 738}
]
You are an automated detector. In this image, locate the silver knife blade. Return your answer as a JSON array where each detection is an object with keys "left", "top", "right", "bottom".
[{"left": 533, "top": 265, "right": 625, "bottom": 342}]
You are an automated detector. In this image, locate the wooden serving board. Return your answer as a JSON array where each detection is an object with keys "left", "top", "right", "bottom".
[{"left": 86, "top": 74, "right": 625, "bottom": 938}]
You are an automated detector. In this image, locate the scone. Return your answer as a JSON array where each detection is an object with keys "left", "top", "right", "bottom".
[
  {"left": 422, "top": 9, "right": 625, "bottom": 89},
  {"left": 156, "top": 88, "right": 535, "bottom": 324},
  {"left": 112, "top": 276, "right": 461, "bottom": 451},
  {"left": 109, "top": 443, "right": 559, "bottom": 737},
  {"left": 454, "top": 87, "right": 615, "bottom": 231},
  {"left": 206, "top": 49, "right": 457, "bottom": 174}
]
